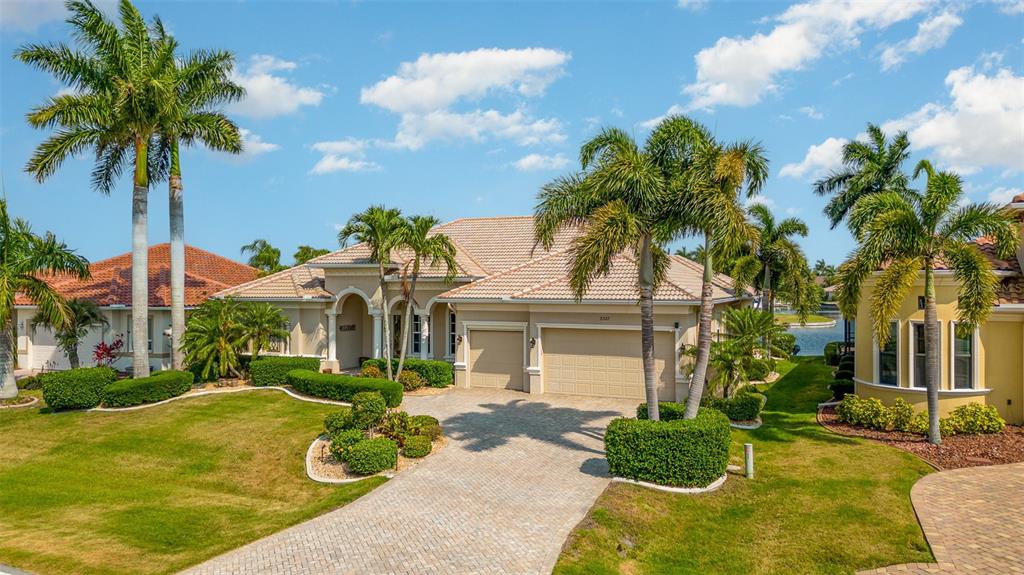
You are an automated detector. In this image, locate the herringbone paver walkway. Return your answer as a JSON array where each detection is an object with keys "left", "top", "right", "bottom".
[
  {"left": 858, "top": 462, "right": 1024, "bottom": 575},
  {"left": 181, "top": 389, "right": 636, "bottom": 575}
]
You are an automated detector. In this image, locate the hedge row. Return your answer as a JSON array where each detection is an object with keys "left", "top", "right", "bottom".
[
  {"left": 836, "top": 395, "right": 1005, "bottom": 436},
  {"left": 250, "top": 356, "right": 321, "bottom": 387},
  {"left": 101, "top": 370, "right": 194, "bottom": 407},
  {"left": 361, "top": 358, "right": 453, "bottom": 388},
  {"left": 41, "top": 367, "right": 118, "bottom": 410},
  {"left": 286, "top": 369, "right": 403, "bottom": 407},
  {"left": 702, "top": 389, "right": 766, "bottom": 422},
  {"left": 606, "top": 408, "right": 730, "bottom": 488}
]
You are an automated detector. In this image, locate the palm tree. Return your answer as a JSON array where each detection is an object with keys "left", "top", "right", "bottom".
[
  {"left": 834, "top": 161, "right": 1020, "bottom": 444},
  {"left": 181, "top": 297, "right": 246, "bottom": 380},
  {"left": 240, "top": 302, "right": 289, "bottom": 361},
  {"left": 17, "top": 0, "right": 176, "bottom": 378},
  {"left": 394, "top": 215, "right": 457, "bottom": 380},
  {"left": 730, "top": 204, "right": 810, "bottom": 313},
  {"left": 30, "top": 298, "right": 108, "bottom": 369},
  {"left": 241, "top": 239, "right": 283, "bottom": 275},
  {"left": 152, "top": 22, "right": 244, "bottom": 371},
  {"left": 293, "top": 246, "right": 330, "bottom": 265},
  {"left": 721, "top": 307, "right": 790, "bottom": 360},
  {"left": 0, "top": 199, "right": 90, "bottom": 397},
  {"left": 814, "top": 123, "right": 911, "bottom": 230},
  {"left": 535, "top": 127, "right": 674, "bottom": 420},
  {"left": 338, "top": 206, "right": 406, "bottom": 381}
]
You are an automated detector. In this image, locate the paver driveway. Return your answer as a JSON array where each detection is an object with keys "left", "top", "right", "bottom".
[
  {"left": 859, "top": 462, "right": 1024, "bottom": 575},
  {"left": 181, "top": 388, "right": 637, "bottom": 575}
]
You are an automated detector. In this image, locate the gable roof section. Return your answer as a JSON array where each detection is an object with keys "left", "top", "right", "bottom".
[
  {"left": 16, "top": 244, "right": 258, "bottom": 307},
  {"left": 214, "top": 265, "right": 332, "bottom": 301}
]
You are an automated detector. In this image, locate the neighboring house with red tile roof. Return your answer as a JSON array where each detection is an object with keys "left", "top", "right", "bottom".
[
  {"left": 216, "top": 216, "right": 752, "bottom": 402},
  {"left": 17, "top": 244, "right": 257, "bottom": 372},
  {"left": 852, "top": 195, "right": 1024, "bottom": 425}
]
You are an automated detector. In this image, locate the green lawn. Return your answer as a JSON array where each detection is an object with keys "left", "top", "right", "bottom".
[
  {"left": 0, "top": 390, "right": 384, "bottom": 575},
  {"left": 775, "top": 313, "right": 834, "bottom": 325},
  {"left": 555, "top": 357, "right": 934, "bottom": 575}
]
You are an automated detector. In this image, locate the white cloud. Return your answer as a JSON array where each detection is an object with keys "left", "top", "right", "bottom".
[
  {"left": 779, "top": 137, "right": 848, "bottom": 179},
  {"left": 239, "top": 129, "right": 280, "bottom": 156},
  {"left": 880, "top": 65, "right": 1024, "bottom": 174},
  {"left": 880, "top": 10, "right": 962, "bottom": 71},
  {"left": 677, "top": 0, "right": 708, "bottom": 11},
  {"left": 988, "top": 187, "right": 1023, "bottom": 204},
  {"left": 512, "top": 153, "right": 569, "bottom": 171},
  {"left": 640, "top": 104, "right": 685, "bottom": 129},
  {"left": 798, "top": 106, "right": 823, "bottom": 120},
  {"left": 746, "top": 194, "right": 775, "bottom": 208},
  {"left": 309, "top": 139, "right": 379, "bottom": 174},
  {"left": 681, "top": 0, "right": 929, "bottom": 110},
  {"left": 1, "top": 0, "right": 116, "bottom": 31},
  {"left": 227, "top": 55, "right": 325, "bottom": 118},
  {"left": 360, "top": 48, "right": 569, "bottom": 150},
  {"left": 991, "top": 0, "right": 1024, "bottom": 14},
  {"left": 832, "top": 72, "right": 855, "bottom": 87}
]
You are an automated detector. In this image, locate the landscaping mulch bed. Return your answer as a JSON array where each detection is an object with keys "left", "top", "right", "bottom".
[
  {"left": 819, "top": 405, "right": 1024, "bottom": 470},
  {"left": 310, "top": 434, "right": 447, "bottom": 481},
  {"left": 0, "top": 395, "right": 38, "bottom": 408}
]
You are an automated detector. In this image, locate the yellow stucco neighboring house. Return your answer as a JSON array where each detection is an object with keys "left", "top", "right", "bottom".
[{"left": 853, "top": 193, "right": 1024, "bottom": 424}]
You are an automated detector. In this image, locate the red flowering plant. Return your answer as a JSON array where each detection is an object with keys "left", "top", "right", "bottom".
[{"left": 93, "top": 336, "right": 124, "bottom": 367}]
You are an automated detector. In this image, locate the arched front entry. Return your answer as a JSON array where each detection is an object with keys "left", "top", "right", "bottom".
[{"left": 336, "top": 294, "right": 369, "bottom": 369}]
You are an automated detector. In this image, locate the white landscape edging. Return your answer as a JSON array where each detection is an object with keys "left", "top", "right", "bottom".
[
  {"left": 817, "top": 400, "right": 842, "bottom": 408},
  {"left": 0, "top": 396, "right": 39, "bottom": 409},
  {"left": 89, "top": 385, "right": 350, "bottom": 412},
  {"left": 729, "top": 418, "right": 762, "bottom": 430},
  {"left": 305, "top": 435, "right": 394, "bottom": 484},
  {"left": 611, "top": 473, "right": 727, "bottom": 494}
]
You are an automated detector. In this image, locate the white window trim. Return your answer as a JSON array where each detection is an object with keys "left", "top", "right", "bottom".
[
  {"left": 446, "top": 310, "right": 457, "bottom": 359},
  {"left": 949, "top": 320, "right": 979, "bottom": 391},
  {"left": 873, "top": 320, "right": 900, "bottom": 387},
  {"left": 412, "top": 314, "right": 422, "bottom": 354},
  {"left": 907, "top": 320, "right": 940, "bottom": 391}
]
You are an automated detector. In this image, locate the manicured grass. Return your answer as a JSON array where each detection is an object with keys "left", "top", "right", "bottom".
[
  {"left": 0, "top": 390, "right": 384, "bottom": 575},
  {"left": 555, "top": 357, "right": 934, "bottom": 575},
  {"left": 775, "top": 312, "right": 834, "bottom": 325}
]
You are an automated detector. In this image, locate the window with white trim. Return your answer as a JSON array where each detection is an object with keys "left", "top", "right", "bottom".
[
  {"left": 412, "top": 315, "right": 422, "bottom": 354},
  {"left": 878, "top": 321, "right": 898, "bottom": 386},
  {"left": 448, "top": 311, "right": 457, "bottom": 356},
  {"left": 910, "top": 321, "right": 940, "bottom": 389},
  {"left": 951, "top": 322, "right": 974, "bottom": 389},
  {"left": 127, "top": 317, "right": 153, "bottom": 352},
  {"left": 266, "top": 322, "right": 290, "bottom": 355}
]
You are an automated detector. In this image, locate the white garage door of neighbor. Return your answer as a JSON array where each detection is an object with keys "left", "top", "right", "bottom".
[
  {"left": 543, "top": 328, "right": 675, "bottom": 400},
  {"left": 468, "top": 330, "right": 525, "bottom": 391}
]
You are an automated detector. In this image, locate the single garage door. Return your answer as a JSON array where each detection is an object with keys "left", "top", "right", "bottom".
[
  {"left": 468, "top": 330, "right": 525, "bottom": 391},
  {"left": 543, "top": 328, "right": 675, "bottom": 400}
]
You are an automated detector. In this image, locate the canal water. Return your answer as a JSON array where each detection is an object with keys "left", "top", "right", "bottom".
[{"left": 787, "top": 308, "right": 845, "bottom": 356}]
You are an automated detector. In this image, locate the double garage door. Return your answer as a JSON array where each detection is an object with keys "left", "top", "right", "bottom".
[{"left": 466, "top": 327, "right": 675, "bottom": 400}]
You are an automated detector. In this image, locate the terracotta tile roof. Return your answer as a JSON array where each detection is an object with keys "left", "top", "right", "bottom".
[
  {"left": 214, "top": 265, "right": 332, "bottom": 301},
  {"left": 16, "top": 244, "right": 258, "bottom": 307},
  {"left": 996, "top": 276, "right": 1024, "bottom": 305}
]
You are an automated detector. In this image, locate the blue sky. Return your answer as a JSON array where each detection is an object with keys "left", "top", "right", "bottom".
[{"left": 1, "top": 0, "right": 1022, "bottom": 266}]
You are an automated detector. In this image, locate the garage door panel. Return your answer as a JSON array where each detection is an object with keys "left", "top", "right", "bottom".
[
  {"left": 543, "top": 329, "right": 674, "bottom": 400},
  {"left": 469, "top": 330, "right": 524, "bottom": 391}
]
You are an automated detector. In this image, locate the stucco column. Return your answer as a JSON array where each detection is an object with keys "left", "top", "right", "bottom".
[
  {"left": 327, "top": 313, "right": 337, "bottom": 361},
  {"left": 418, "top": 313, "right": 429, "bottom": 360},
  {"left": 371, "top": 310, "right": 383, "bottom": 359}
]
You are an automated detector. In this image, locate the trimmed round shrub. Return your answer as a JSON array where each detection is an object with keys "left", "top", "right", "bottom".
[
  {"left": 908, "top": 411, "right": 956, "bottom": 437},
  {"left": 403, "top": 434, "right": 432, "bottom": 458},
  {"left": 829, "top": 379, "right": 855, "bottom": 401},
  {"left": 947, "top": 403, "right": 1005, "bottom": 434},
  {"left": 360, "top": 364, "right": 383, "bottom": 379},
  {"left": 101, "top": 370, "right": 194, "bottom": 407},
  {"left": 636, "top": 402, "right": 687, "bottom": 421},
  {"left": 605, "top": 408, "right": 730, "bottom": 488},
  {"left": 286, "top": 369, "right": 402, "bottom": 407},
  {"left": 409, "top": 415, "right": 442, "bottom": 441},
  {"left": 41, "top": 367, "right": 117, "bottom": 410},
  {"left": 351, "top": 392, "right": 387, "bottom": 430},
  {"left": 834, "top": 368, "right": 854, "bottom": 381},
  {"left": 328, "top": 429, "right": 365, "bottom": 463},
  {"left": 397, "top": 370, "right": 424, "bottom": 392},
  {"left": 324, "top": 409, "right": 353, "bottom": 435},
  {"left": 745, "top": 359, "right": 771, "bottom": 381},
  {"left": 824, "top": 341, "right": 843, "bottom": 366},
  {"left": 702, "top": 392, "right": 765, "bottom": 422},
  {"left": 249, "top": 357, "right": 320, "bottom": 386},
  {"left": 775, "top": 332, "right": 797, "bottom": 356},
  {"left": 379, "top": 411, "right": 411, "bottom": 446},
  {"left": 347, "top": 437, "right": 398, "bottom": 475},
  {"left": 361, "top": 358, "right": 453, "bottom": 388},
  {"left": 888, "top": 397, "right": 914, "bottom": 432},
  {"left": 835, "top": 395, "right": 890, "bottom": 429}
]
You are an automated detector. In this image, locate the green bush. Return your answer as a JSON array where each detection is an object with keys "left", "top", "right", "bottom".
[
  {"left": 409, "top": 415, "right": 442, "bottom": 441},
  {"left": 286, "top": 369, "right": 402, "bottom": 407},
  {"left": 360, "top": 364, "right": 383, "bottom": 379},
  {"left": 101, "top": 370, "right": 194, "bottom": 407},
  {"left": 829, "top": 380, "right": 855, "bottom": 401},
  {"left": 947, "top": 403, "right": 1005, "bottom": 434},
  {"left": 379, "top": 411, "right": 411, "bottom": 446},
  {"left": 41, "top": 367, "right": 117, "bottom": 410},
  {"left": 361, "top": 358, "right": 454, "bottom": 388},
  {"left": 889, "top": 398, "right": 914, "bottom": 432},
  {"left": 351, "top": 392, "right": 387, "bottom": 430},
  {"left": 745, "top": 359, "right": 771, "bottom": 381},
  {"left": 397, "top": 370, "right": 425, "bottom": 392},
  {"left": 908, "top": 411, "right": 956, "bottom": 437},
  {"left": 835, "top": 395, "right": 890, "bottom": 429},
  {"left": 324, "top": 409, "right": 353, "bottom": 435},
  {"left": 837, "top": 357, "right": 855, "bottom": 371},
  {"left": 824, "top": 341, "right": 843, "bottom": 366},
  {"left": 605, "top": 408, "right": 730, "bottom": 488},
  {"left": 16, "top": 374, "right": 42, "bottom": 390},
  {"left": 702, "top": 392, "right": 766, "bottom": 422},
  {"left": 250, "top": 357, "right": 321, "bottom": 387},
  {"left": 775, "top": 332, "right": 797, "bottom": 356},
  {"left": 188, "top": 360, "right": 218, "bottom": 384},
  {"left": 834, "top": 368, "right": 854, "bottom": 381},
  {"left": 347, "top": 437, "right": 398, "bottom": 475},
  {"left": 328, "top": 429, "right": 365, "bottom": 463},
  {"left": 635, "top": 402, "right": 687, "bottom": 421},
  {"left": 403, "top": 434, "right": 432, "bottom": 458}
]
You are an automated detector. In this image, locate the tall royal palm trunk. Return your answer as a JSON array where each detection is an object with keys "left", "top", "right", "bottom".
[
  {"left": 685, "top": 233, "right": 715, "bottom": 419},
  {"left": 923, "top": 262, "right": 941, "bottom": 445},
  {"left": 639, "top": 235, "right": 660, "bottom": 421},
  {"left": 169, "top": 140, "right": 185, "bottom": 370},
  {"left": 378, "top": 262, "right": 393, "bottom": 380},
  {"left": 132, "top": 137, "right": 151, "bottom": 378},
  {"left": 761, "top": 263, "right": 772, "bottom": 311},
  {"left": 0, "top": 318, "right": 17, "bottom": 399},
  {"left": 395, "top": 262, "right": 419, "bottom": 381}
]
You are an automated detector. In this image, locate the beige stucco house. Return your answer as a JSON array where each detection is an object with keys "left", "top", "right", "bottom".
[
  {"left": 852, "top": 194, "right": 1024, "bottom": 424},
  {"left": 216, "top": 216, "right": 750, "bottom": 402}
]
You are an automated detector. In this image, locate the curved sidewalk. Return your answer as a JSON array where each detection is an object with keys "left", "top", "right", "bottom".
[{"left": 859, "top": 462, "right": 1024, "bottom": 574}]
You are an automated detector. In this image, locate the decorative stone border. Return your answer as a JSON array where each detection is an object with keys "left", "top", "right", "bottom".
[
  {"left": 89, "top": 385, "right": 350, "bottom": 412},
  {"left": 0, "top": 396, "right": 39, "bottom": 409},
  {"left": 304, "top": 435, "right": 394, "bottom": 484},
  {"left": 817, "top": 400, "right": 842, "bottom": 409},
  {"left": 611, "top": 473, "right": 727, "bottom": 494},
  {"left": 730, "top": 418, "right": 762, "bottom": 430}
]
